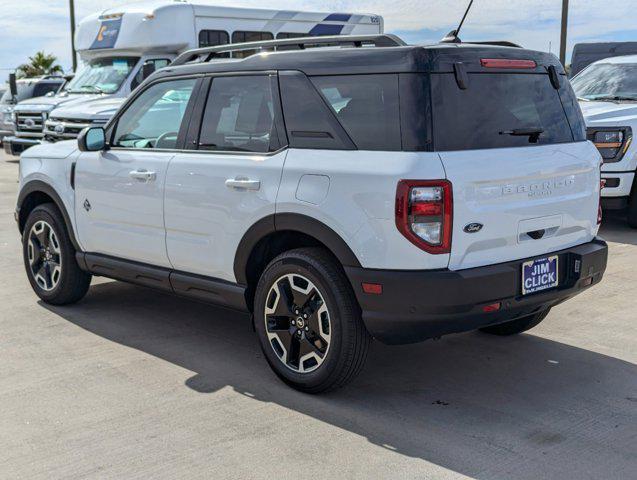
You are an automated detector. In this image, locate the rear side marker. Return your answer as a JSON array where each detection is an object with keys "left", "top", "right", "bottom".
[
  {"left": 482, "top": 302, "right": 502, "bottom": 313},
  {"left": 362, "top": 282, "right": 383, "bottom": 295}
]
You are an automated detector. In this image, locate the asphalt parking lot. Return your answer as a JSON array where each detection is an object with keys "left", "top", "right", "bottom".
[{"left": 0, "top": 150, "right": 635, "bottom": 479}]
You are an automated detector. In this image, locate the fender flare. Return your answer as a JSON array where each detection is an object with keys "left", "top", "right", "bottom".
[
  {"left": 233, "top": 213, "right": 362, "bottom": 285},
  {"left": 17, "top": 180, "right": 81, "bottom": 251}
]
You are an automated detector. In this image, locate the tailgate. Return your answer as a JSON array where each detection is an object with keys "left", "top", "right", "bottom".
[
  {"left": 428, "top": 57, "right": 600, "bottom": 271},
  {"left": 441, "top": 142, "right": 601, "bottom": 270}
]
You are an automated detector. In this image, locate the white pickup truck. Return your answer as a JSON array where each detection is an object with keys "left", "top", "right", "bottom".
[{"left": 572, "top": 55, "right": 637, "bottom": 227}]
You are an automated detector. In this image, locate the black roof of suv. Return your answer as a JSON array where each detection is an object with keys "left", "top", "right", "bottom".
[
  {"left": 113, "top": 34, "right": 583, "bottom": 154},
  {"left": 153, "top": 35, "right": 566, "bottom": 79}
]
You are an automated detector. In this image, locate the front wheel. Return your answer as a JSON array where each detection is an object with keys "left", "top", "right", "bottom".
[
  {"left": 479, "top": 309, "right": 551, "bottom": 336},
  {"left": 254, "top": 248, "right": 370, "bottom": 393},
  {"left": 22, "top": 203, "right": 92, "bottom": 305}
]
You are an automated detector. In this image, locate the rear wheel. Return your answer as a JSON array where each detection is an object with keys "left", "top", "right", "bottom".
[
  {"left": 480, "top": 309, "right": 550, "bottom": 336},
  {"left": 22, "top": 204, "right": 91, "bottom": 305},
  {"left": 254, "top": 248, "right": 370, "bottom": 393}
]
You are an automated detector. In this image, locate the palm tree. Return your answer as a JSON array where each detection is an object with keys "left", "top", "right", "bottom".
[{"left": 16, "top": 51, "right": 63, "bottom": 78}]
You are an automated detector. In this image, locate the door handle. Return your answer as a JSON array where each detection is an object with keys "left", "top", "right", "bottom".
[
  {"left": 225, "top": 177, "right": 260, "bottom": 191},
  {"left": 129, "top": 169, "right": 156, "bottom": 182}
]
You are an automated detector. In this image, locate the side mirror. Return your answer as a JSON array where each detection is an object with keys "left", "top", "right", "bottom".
[
  {"left": 78, "top": 127, "right": 106, "bottom": 152},
  {"left": 9, "top": 73, "right": 17, "bottom": 101},
  {"left": 142, "top": 61, "right": 156, "bottom": 80}
]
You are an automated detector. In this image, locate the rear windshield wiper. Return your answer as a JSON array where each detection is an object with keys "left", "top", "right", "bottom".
[{"left": 499, "top": 127, "right": 544, "bottom": 143}]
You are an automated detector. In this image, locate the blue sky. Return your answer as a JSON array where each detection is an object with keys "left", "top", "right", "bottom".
[{"left": 1, "top": 0, "right": 636, "bottom": 82}]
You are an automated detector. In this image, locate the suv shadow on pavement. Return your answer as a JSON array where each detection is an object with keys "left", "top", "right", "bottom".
[
  {"left": 41, "top": 280, "right": 636, "bottom": 480},
  {"left": 600, "top": 210, "right": 637, "bottom": 246}
]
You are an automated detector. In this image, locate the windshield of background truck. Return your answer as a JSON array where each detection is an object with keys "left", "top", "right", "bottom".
[
  {"left": 572, "top": 63, "right": 637, "bottom": 101},
  {"left": 64, "top": 57, "right": 139, "bottom": 94},
  {"left": 0, "top": 83, "right": 33, "bottom": 104}
]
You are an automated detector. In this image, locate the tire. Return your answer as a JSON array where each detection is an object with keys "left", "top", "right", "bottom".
[
  {"left": 479, "top": 309, "right": 551, "bottom": 336},
  {"left": 22, "top": 203, "right": 91, "bottom": 305},
  {"left": 627, "top": 190, "right": 637, "bottom": 229},
  {"left": 254, "top": 247, "right": 370, "bottom": 393}
]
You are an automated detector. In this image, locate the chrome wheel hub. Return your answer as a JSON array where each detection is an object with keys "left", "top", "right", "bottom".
[{"left": 264, "top": 273, "right": 331, "bottom": 373}]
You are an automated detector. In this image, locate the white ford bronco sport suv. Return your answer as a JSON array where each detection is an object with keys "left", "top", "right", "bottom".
[
  {"left": 572, "top": 55, "right": 637, "bottom": 227},
  {"left": 16, "top": 35, "right": 608, "bottom": 393}
]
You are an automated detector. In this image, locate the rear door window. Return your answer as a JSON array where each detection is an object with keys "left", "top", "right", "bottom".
[
  {"left": 311, "top": 74, "right": 401, "bottom": 150},
  {"left": 431, "top": 74, "right": 576, "bottom": 151},
  {"left": 198, "top": 75, "right": 276, "bottom": 153}
]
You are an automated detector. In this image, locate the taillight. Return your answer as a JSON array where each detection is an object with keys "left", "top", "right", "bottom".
[
  {"left": 480, "top": 58, "right": 537, "bottom": 69},
  {"left": 395, "top": 180, "right": 453, "bottom": 254}
]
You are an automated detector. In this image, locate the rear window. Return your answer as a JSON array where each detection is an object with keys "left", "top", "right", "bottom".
[
  {"left": 311, "top": 74, "right": 400, "bottom": 151},
  {"left": 431, "top": 73, "right": 578, "bottom": 151}
]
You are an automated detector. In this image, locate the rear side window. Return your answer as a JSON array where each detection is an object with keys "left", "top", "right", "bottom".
[
  {"left": 198, "top": 76, "right": 275, "bottom": 153},
  {"left": 431, "top": 73, "right": 576, "bottom": 151},
  {"left": 311, "top": 75, "right": 401, "bottom": 151},
  {"left": 279, "top": 71, "right": 355, "bottom": 151}
]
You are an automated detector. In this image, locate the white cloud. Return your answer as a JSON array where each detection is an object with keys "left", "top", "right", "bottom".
[{"left": 1, "top": 0, "right": 635, "bottom": 77}]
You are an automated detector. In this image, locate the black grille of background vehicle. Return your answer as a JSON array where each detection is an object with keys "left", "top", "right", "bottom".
[
  {"left": 44, "top": 117, "right": 95, "bottom": 141},
  {"left": 15, "top": 112, "right": 44, "bottom": 136}
]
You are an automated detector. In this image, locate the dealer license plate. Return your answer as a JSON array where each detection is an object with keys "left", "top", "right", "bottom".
[{"left": 522, "top": 256, "right": 559, "bottom": 295}]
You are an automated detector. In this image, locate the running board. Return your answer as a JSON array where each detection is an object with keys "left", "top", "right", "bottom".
[{"left": 76, "top": 252, "right": 248, "bottom": 312}]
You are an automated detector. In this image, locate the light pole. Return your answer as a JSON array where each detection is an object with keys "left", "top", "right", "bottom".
[
  {"left": 69, "top": 0, "right": 77, "bottom": 72},
  {"left": 559, "top": 0, "right": 569, "bottom": 67}
]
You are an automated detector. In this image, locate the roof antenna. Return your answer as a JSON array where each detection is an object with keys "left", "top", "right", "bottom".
[{"left": 441, "top": 0, "right": 475, "bottom": 43}]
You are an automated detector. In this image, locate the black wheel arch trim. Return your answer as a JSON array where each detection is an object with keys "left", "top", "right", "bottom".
[
  {"left": 233, "top": 213, "right": 362, "bottom": 285},
  {"left": 17, "top": 180, "right": 81, "bottom": 251}
]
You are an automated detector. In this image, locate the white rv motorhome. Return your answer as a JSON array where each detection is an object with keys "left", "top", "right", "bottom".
[{"left": 4, "top": 0, "right": 383, "bottom": 155}]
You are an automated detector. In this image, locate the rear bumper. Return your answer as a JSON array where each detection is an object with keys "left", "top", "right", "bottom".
[
  {"left": 3, "top": 136, "right": 41, "bottom": 156},
  {"left": 345, "top": 238, "right": 608, "bottom": 345}
]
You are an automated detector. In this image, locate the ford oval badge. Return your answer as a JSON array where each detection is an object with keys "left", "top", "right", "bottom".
[{"left": 464, "top": 222, "right": 483, "bottom": 233}]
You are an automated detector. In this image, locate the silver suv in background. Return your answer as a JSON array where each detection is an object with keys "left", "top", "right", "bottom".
[{"left": 1, "top": 76, "right": 65, "bottom": 148}]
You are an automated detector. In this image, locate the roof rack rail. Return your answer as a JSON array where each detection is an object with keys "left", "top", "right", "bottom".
[{"left": 171, "top": 34, "right": 407, "bottom": 66}]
